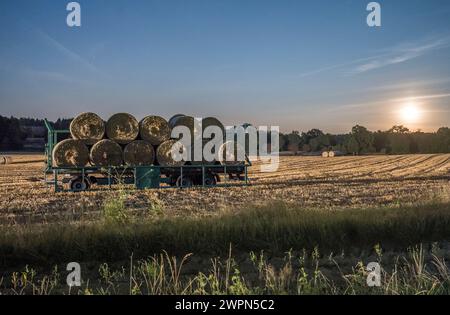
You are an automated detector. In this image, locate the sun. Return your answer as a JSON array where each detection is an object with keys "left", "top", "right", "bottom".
[{"left": 399, "top": 103, "right": 422, "bottom": 123}]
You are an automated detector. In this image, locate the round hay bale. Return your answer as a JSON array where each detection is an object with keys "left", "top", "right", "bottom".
[
  {"left": 168, "top": 114, "right": 185, "bottom": 129},
  {"left": 139, "top": 116, "right": 171, "bottom": 146},
  {"left": 90, "top": 139, "right": 123, "bottom": 166},
  {"left": 70, "top": 112, "right": 105, "bottom": 145},
  {"left": 123, "top": 140, "right": 155, "bottom": 166},
  {"left": 106, "top": 113, "right": 139, "bottom": 144},
  {"left": 170, "top": 115, "right": 197, "bottom": 141},
  {"left": 156, "top": 140, "right": 186, "bottom": 167},
  {"left": 190, "top": 139, "right": 219, "bottom": 165},
  {"left": 322, "top": 151, "right": 329, "bottom": 158},
  {"left": 52, "top": 139, "right": 89, "bottom": 167},
  {"left": 328, "top": 151, "right": 335, "bottom": 158},
  {"left": 218, "top": 141, "right": 246, "bottom": 165},
  {"left": 202, "top": 117, "right": 225, "bottom": 139}
]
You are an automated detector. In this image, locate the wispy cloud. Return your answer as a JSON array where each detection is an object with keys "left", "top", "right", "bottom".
[
  {"left": 297, "top": 35, "right": 450, "bottom": 78},
  {"left": 35, "top": 29, "right": 105, "bottom": 76},
  {"left": 324, "top": 92, "right": 450, "bottom": 113},
  {"left": 390, "top": 93, "right": 450, "bottom": 103},
  {"left": 351, "top": 37, "right": 450, "bottom": 74}
]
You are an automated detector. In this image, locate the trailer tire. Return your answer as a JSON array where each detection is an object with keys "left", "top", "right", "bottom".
[
  {"left": 69, "top": 176, "right": 91, "bottom": 192},
  {"left": 176, "top": 176, "right": 193, "bottom": 188},
  {"left": 204, "top": 174, "right": 217, "bottom": 186}
]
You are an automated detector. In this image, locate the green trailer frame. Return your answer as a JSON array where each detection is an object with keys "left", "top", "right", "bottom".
[{"left": 43, "top": 119, "right": 251, "bottom": 192}]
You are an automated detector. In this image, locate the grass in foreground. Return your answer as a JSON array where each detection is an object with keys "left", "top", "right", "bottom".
[
  {"left": 1, "top": 245, "right": 450, "bottom": 295},
  {"left": 0, "top": 200, "right": 449, "bottom": 268}
]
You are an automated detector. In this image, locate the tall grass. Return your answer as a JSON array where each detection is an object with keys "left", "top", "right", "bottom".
[
  {"left": 0, "top": 201, "right": 449, "bottom": 269},
  {"left": 1, "top": 246, "right": 449, "bottom": 295}
]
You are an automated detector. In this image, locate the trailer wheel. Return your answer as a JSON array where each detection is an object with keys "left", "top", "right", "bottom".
[
  {"left": 204, "top": 174, "right": 217, "bottom": 186},
  {"left": 69, "top": 176, "right": 91, "bottom": 192},
  {"left": 176, "top": 176, "right": 193, "bottom": 188}
]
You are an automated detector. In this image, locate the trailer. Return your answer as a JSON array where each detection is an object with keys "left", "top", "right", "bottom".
[{"left": 43, "top": 119, "right": 251, "bottom": 192}]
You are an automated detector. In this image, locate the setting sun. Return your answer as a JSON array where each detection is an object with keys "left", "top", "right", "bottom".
[{"left": 399, "top": 103, "right": 422, "bottom": 123}]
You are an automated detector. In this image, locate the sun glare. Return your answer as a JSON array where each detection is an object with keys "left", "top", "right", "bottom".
[{"left": 399, "top": 103, "right": 422, "bottom": 123}]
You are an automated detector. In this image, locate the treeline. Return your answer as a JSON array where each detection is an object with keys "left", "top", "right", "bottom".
[
  {"left": 1, "top": 114, "right": 450, "bottom": 154},
  {"left": 280, "top": 125, "right": 450, "bottom": 155},
  {"left": 0, "top": 116, "right": 72, "bottom": 150}
]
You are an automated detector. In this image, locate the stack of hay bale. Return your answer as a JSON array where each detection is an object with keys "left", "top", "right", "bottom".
[{"left": 52, "top": 113, "right": 231, "bottom": 167}]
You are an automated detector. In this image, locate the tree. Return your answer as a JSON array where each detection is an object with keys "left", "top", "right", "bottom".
[{"left": 348, "top": 125, "right": 374, "bottom": 154}]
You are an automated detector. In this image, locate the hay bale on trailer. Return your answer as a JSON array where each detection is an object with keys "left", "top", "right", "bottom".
[
  {"left": 70, "top": 112, "right": 105, "bottom": 145},
  {"left": 123, "top": 140, "right": 155, "bottom": 166},
  {"left": 169, "top": 115, "right": 197, "bottom": 140},
  {"left": 202, "top": 117, "right": 225, "bottom": 139},
  {"left": 90, "top": 139, "right": 123, "bottom": 166},
  {"left": 156, "top": 140, "right": 186, "bottom": 167},
  {"left": 218, "top": 141, "right": 246, "bottom": 165},
  {"left": 168, "top": 114, "right": 185, "bottom": 129},
  {"left": 322, "top": 151, "right": 329, "bottom": 158},
  {"left": 139, "top": 116, "right": 171, "bottom": 145},
  {"left": 328, "top": 151, "right": 335, "bottom": 158},
  {"left": 106, "top": 113, "right": 139, "bottom": 144},
  {"left": 52, "top": 139, "right": 90, "bottom": 167}
]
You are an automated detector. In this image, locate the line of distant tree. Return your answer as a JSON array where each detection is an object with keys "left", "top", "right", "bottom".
[
  {"left": 1, "top": 115, "right": 449, "bottom": 154},
  {"left": 279, "top": 125, "right": 450, "bottom": 154},
  {"left": 0, "top": 116, "right": 72, "bottom": 150}
]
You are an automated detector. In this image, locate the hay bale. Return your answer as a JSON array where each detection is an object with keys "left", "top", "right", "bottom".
[
  {"left": 169, "top": 115, "right": 196, "bottom": 140},
  {"left": 123, "top": 140, "right": 155, "bottom": 166},
  {"left": 52, "top": 139, "right": 89, "bottom": 167},
  {"left": 218, "top": 141, "right": 246, "bottom": 165},
  {"left": 90, "top": 139, "right": 123, "bottom": 166},
  {"left": 168, "top": 114, "right": 185, "bottom": 129},
  {"left": 106, "top": 113, "right": 139, "bottom": 144},
  {"left": 322, "top": 151, "right": 329, "bottom": 158},
  {"left": 202, "top": 117, "right": 225, "bottom": 139},
  {"left": 190, "top": 139, "right": 219, "bottom": 165},
  {"left": 328, "top": 151, "right": 335, "bottom": 158},
  {"left": 139, "top": 116, "right": 171, "bottom": 145},
  {"left": 156, "top": 140, "right": 186, "bottom": 167},
  {"left": 70, "top": 112, "right": 105, "bottom": 145}
]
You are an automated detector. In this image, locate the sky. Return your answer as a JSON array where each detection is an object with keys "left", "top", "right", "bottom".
[{"left": 0, "top": 0, "right": 449, "bottom": 133}]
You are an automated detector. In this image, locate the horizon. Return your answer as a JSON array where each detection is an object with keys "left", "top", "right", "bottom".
[{"left": 1, "top": 0, "right": 450, "bottom": 133}]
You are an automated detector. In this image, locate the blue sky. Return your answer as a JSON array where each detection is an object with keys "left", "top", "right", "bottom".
[{"left": 0, "top": 0, "right": 449, "bottom": 132}]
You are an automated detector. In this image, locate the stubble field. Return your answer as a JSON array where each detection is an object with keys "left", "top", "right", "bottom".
[{"left": 0, "top": 153, "right": 449, "bottom": 225}]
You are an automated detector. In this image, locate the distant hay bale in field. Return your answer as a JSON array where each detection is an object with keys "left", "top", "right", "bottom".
[
  {"left": 52, "top": 139, "right": 89, "bottom": 167},
  {"left": 90, "top": 139, "right": 123, "bottom": 166},
  {"left": 156, "top": 140, "right": 186, "bottom": 167},
  {"left": 202, "top": 117, "right": 225, "bottom": 139},
  {"left": 70, "top": 112, "right": 105, "bottom": 145},
  {"left": 106, "top": 113, "right": 139, "bottom": 144},
  {"left": 328, "top": 151, "right": 335, "bottom": 158},
  {"left": 322, "top": 151, "right": 329, "bottom": 158},
  {"left": 123, "top": 140, "right": 155, "bottom": 166},
  {"left": 139, "top": 116, "right": 171, "bottom": 145}
]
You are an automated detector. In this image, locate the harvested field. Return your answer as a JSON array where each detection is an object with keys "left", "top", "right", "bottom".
[{"left": 0, "top": 153, "right": 449, "bottom": 225}]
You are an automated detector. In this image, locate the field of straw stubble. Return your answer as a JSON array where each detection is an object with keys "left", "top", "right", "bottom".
[{"left": 0, "top": 153, "right": 449, "bottom": 225}]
